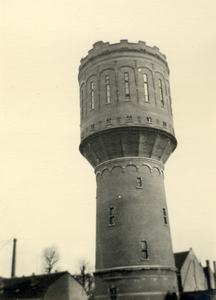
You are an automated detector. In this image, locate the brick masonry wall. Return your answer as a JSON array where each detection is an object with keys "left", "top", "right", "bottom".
[{"left": 78, "top": 41, "right": 179, "bottom": 299}]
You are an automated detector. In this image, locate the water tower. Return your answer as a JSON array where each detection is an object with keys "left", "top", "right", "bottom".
[{"left": 78, "top": 40, "right": 178, "bottom": 300}]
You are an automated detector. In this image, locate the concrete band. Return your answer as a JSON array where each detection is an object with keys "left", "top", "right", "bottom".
[{"left": 94, "top": 265, "right": 178, "bottom": 274}]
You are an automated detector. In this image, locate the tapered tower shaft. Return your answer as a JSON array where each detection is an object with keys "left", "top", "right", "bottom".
[{"left": 78, "top": 40, "right": 178, "bottom": 299}]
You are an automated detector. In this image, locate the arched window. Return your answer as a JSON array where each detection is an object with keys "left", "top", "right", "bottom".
[
  {"left": 90, "top": 81, "right": 94, "bottom": 110},
  {"left": 105, "top": 75, "right": 111, "bottom": 103},
  {"left": 168, "top": 86, "right": 173, "bottom": 115},
  {"left": 124, "top": 72, "right": 130, "bottom": 99},
  {"left": 143, "top": 74, "right": 149, "bottom": 102},
  {"left": 159, "top": 79, "right": 164, "bottom": 106},
  {"left": 81, "top": 90, "right": 84, "bottom": 118}
]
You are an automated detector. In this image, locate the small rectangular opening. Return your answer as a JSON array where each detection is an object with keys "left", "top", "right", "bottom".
[
  {"left": 126, "top": 115, "right": 132, "bottom": 123},
  {"left": 109, "top": 206, "right": 115, "bottom": 226},
  {"left": 146, "top": 117, "right": 152, "bottom": 123},
  {"left": 141, "top": 240, "right": 148, "bottom": 260},
  {"left": 136, "top": 177, "right": 143, "bottom": 188},
  {"left": 163, "top": 208, "right": 168, "bottom": 225},
  {"left": 107, "top": 118, "right": 112, "bottom": 125},
  {"left": 109, "top": 287, "right": 117, "bottom": 300}
]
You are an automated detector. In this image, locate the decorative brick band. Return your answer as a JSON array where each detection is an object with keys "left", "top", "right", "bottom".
[{"left": 95, "top": 157, "right": 165, "bottom": 179}]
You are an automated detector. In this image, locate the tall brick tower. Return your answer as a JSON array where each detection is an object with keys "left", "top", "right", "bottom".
[{"left": 78, "top": 40, "right": 178, "bottom": 300}]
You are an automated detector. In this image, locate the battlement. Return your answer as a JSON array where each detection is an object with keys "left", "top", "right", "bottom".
[{"left": 79, "top": 40, "right": 167, "bottom": 71}]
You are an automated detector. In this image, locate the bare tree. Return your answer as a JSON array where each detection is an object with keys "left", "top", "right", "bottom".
[
  {"left": 43, "top": 246, "right": 59, "bottom": 273},
  {"left": 74, "top": 260, "right": 94, "bottom": 295}
]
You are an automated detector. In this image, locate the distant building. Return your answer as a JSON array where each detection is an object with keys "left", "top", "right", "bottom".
[
  {"left": 174, "top": 248, "right": 216, "bottom": 300},
  {"left": 0, "top": 271, "right": 88, "bottom": 300},
  {"left": 203, "top": 260, "right": 216, "bottom": 290},
  {"left": 174, "top": 248, "right": 208, "bottom": 292}
]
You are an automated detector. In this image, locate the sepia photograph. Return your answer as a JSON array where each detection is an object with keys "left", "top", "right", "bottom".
[{"left": 0, "top": 0, "right": 215, "bottom": 299}]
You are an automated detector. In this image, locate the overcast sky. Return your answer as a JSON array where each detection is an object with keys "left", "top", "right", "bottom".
[{"left": 0, "top": 0, "right": 216, "bottom": 278}]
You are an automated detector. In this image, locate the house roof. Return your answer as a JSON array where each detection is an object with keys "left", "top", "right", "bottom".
[
  {"left": 0, "top": 272, "right": 68, "bottom": 299},
  {"left": 174, "top": 251, "right": 189, "bottom": 270}
]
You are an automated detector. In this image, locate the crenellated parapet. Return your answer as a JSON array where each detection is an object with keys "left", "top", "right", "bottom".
[{"left": 79, "top": 40, "right": 168, "bottom": 73}]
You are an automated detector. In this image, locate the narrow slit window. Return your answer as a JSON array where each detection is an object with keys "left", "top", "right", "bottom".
[
  {"left": 109, "top": 287, "right": 117, "bottom": 300},
  {"left": 109, "top": 206, "right": 115, "bottom": 226},
  {"left": 143, "top": 74, "right": 149, "bottom": 102},
  {"left": 159, "top": 79, "right": 164, "bottom": 106},
  {"left": 124, "top": 72, "right": 130, "bottom": 98},
  {"left": 163, "top": 121, "right": 167, "bottom": 128},
  {"left": 90, "top": 81, "right": 94, "bottom": 110},
  {"left": 163, "top": 208, "right": 168, "bottom": 225},
  {"left": 81, "top": 90, "right": 84, "bottom": 118},
  {"left": 141, "top": 240, "right": 148, "bottom": 260},
  {"left": 105, "top": 75, "right": 111, "bottom": 103},
  {"left": 136, "top": 177, "right": 142, "bottom": 188}
]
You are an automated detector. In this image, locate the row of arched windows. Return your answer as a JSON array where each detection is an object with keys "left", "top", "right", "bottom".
[{"left": 80, "top": 70, "right": 173, "bottom": 118}]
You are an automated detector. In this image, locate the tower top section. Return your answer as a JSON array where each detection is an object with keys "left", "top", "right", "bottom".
[
  {"left": 78, "top": 40, "right": 177, "bottom": 168},
  {"left": 79, "top": 40, "right": 168, "bottom": 74}
]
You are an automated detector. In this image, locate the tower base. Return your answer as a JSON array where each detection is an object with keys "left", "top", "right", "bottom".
[{"left": 94, "top": 266, "right": 179, "bottom": 300}]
